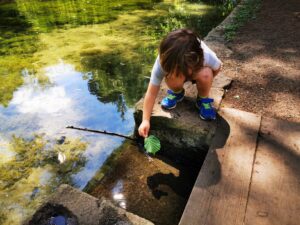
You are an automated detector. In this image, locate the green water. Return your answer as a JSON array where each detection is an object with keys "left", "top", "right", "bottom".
[{"left": 0, "top": 0, "right": 230, "bottom": 224}]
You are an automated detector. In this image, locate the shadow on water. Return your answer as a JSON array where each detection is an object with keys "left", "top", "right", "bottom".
[{"left": 146, "top": 157, "right": 202, "bottom": 200}]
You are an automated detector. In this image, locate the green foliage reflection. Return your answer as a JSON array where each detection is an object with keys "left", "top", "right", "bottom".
[
  {"left": 0, "top": 135, "right": 87, "bottom": 189},
  {"left": 0, "top": 134, "right": 87, "bottom": 224},
  {"left": 0, "top": 0, "right": 232, "bottom": 108},
  {"left": 0, "top": 3, "right": 39, "bottom": 106},
  {"left": 15, "top": 0, "right": 161, "bottom": 31},
  {"left": 81, "top": 46, "right": 156, "bottom": 107}
]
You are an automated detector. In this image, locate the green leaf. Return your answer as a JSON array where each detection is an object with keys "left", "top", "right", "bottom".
[{"left": 144, "top": 135, "right": 161, "bottom": 155}]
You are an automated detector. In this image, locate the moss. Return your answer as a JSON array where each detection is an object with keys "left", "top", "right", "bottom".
[
  {"left": 224, "top": 0, "right": 262, "bottom": 41},
  {"left": 15, "top": 0, "right": 162, "bottom": 31},
  {"left": 80, "top": 48, "right": 103, "bottom": 56},
  {"left": 0, "top": 2, "right": 40, "bottom": 106},
  {"left": 0, "top": 0, "right": 230, "bottom": 108},
  {"left": 0, "top": 69, "right": 23, "bottom": 107},
  {"left": 0, "top": 214, "right": 6, "bottom": 225}
]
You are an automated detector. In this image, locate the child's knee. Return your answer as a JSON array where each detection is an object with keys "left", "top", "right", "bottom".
[{"left": 194, "top": 67, "right": 213, "bottom": 82}]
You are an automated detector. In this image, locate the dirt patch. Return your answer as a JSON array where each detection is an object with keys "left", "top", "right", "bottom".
[{"left": 221, "top": 0, "right": 300, "bottom": 122}]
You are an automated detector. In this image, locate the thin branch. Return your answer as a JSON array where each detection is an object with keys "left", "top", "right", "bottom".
[{"left": 66, "top": 126, "right": 136, "bottom": 141}]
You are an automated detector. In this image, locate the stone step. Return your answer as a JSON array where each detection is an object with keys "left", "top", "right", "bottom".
[
  {"left": 134, "top": 74, "right": 232, "bottom": 163},
  {"left": 24, "top": 184, "right": 154, "bottom": 225},
  {"left": 179, "top": 108, "right": 261, "bottom": 225}
]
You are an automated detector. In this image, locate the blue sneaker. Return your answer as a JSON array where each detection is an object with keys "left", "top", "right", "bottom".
[
  {"left": 161, "top": 89, "right": 185, "bottom": 109},
  {"left": 196, "top": 97, "right": 216, "bottom": 120}
]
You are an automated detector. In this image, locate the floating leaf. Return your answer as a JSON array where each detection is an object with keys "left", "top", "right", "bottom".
[{"left": 144, "top": 135, "right": 161, "bottom": 155}]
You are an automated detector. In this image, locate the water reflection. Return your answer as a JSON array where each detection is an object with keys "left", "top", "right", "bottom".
[
  {"left": 0, "top": 61, "right": 134, "bottom": 224},
  {"left": 15, "top": 0, "right": 160, "bottom": 31},
  {"left": 84, "top": 50, "right": 149, "bottom": 107},
  {"left": 112, "top": 180, "right": 127, "bottom": 209},
  {"left": 0, "top": 0, "right": 229, "bottom": 109}
]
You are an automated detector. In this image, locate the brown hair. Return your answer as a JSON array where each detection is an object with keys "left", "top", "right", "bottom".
[{"left": 159, "top": 28, "right": 204, "bottom": 78}]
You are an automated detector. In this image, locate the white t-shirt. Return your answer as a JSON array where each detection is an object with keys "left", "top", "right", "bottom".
[{"left": 150, "top": 40, "right": 221, "bottom": 86}]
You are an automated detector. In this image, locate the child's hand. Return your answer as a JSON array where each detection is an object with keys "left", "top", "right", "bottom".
[{"left": 138, "top": 120, "right": 150, "bottom": 138}]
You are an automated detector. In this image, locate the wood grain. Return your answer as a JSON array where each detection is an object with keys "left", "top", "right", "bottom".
[
  {"left": 245, "top": 117, "right": 300, "bottom": 225},
  {"left": 180, "top": 108, "right": 261, "bottom": 225}
]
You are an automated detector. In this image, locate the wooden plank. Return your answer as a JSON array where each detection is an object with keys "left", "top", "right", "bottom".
[
  {"left": 179, "top": 108, "right": 261, "bottom": 225},
  {"left": 245, "top": 117, "right": 300, "bottom": 225}
]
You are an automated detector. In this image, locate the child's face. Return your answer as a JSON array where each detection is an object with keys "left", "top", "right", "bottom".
[{"left": 167, "top": 65, "right": 202, "bottom": 81}]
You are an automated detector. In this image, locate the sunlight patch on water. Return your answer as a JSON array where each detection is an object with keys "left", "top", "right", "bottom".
[
  {"left": 0, "top": 138, "right": 14, "bottom": 163},
  {"left": 112, "top": 180, "right": 127, "bottom": 209}
]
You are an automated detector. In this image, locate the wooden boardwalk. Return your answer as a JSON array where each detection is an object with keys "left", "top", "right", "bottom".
[{"left": 180, "top": 108, "right": 300, "bottom": 225}]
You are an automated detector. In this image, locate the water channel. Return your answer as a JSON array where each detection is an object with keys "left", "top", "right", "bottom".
[{"left": 0, "top": 0, "right": 232, "bottom": 224}]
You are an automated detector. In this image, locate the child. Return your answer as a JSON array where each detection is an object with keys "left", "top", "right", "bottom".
[{"left": 138, "top": 28, "right": 222, "bottom": 138}]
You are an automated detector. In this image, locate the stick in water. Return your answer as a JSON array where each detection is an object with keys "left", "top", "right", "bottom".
[{"left": 66, "top": 126, "right": 136, "bottom": 141}]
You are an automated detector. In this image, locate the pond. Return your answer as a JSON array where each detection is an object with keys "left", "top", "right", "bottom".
[{"left": 0, "top": 0, "right": 231, "bottom": 224}]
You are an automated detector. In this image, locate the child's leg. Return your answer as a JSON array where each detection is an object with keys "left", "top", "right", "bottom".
[
  {"left": 161, "top": 73, "right": 186, "bottom": 109},
  {"left": 193, "top": 67, "right": 216, "bottom": 120},
  {"left": 193, "top": 67, "right": 213, "bottom": 97}
]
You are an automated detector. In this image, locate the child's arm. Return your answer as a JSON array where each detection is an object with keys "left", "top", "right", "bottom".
[
  {"left": 139, "top": 56, "right": 165, "bottom": 138},
  {"left": 213, "top": 62, "right": 223, "bottom": 77},
  {"left": 201, "top": 41, "right": 222, "bottom": 77},
  {"left": 138, "top": 83, "right": 160, "bottom": 138}
]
